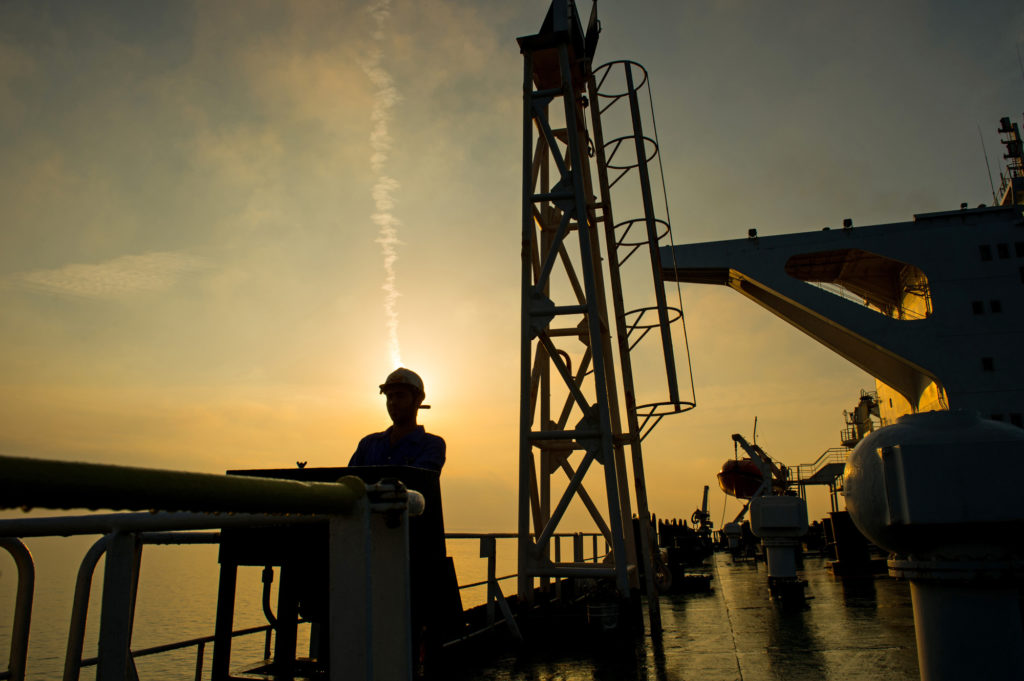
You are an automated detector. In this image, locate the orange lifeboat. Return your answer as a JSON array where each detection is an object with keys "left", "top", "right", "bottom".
[{"left": 717, "top": 459, "right": 764, "bottom": 499}]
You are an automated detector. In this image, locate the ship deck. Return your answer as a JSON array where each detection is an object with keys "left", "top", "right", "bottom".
[{"left": 450, "top": 552, "right": 920, "bottom": 681}]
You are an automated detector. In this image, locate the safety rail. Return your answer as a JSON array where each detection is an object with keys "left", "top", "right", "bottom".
[
  {"left": 0, "top": 526, "right": 300, "bottom": 681},
  {"left": 790, "top": 447, "right": 850, "bottom": 484},
  {"left": 445, "top": 531, "right": 607, "bottom": 639},
  {"left": 0, "top": 539, "right": 32, "bottom": 681},
  {"left": 78, "top": 622, "right": 275, "bottom": 681},
  {"left": 0, "top": 454, "right": 424, "bottom": 681}
]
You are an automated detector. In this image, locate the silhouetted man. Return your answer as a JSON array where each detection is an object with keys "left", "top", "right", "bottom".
[{"left": 348, "top": 368, "right": 446, "bottom": 472}]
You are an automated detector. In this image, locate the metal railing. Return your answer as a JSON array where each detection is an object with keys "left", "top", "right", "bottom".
[
  {"left": 0, "top": 454, "right": 615, "bottom": 680},
  {"left": 0, "top": 539, "right": 32, "bottom": 681},
  {"left": 1, "top": 524, "right": 606, "bottom": 680},
  {"left": 0, "top": 454, "right": 423, "bottom": 681},
  {"left": 0, "top": 525, "right": 305, "bottom": 681},
  {"left": 444, "top": 531, "right": 606, "bottom": 639},
  {"left": 790, "top": 447, "right": 850, "bottom": 484}
]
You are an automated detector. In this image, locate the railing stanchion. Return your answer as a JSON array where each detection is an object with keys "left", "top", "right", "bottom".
[
  {"left": 369, "top": 497, "right": 415, "bottom": 681},
  {"left": 211, "top": 560, "right": 237, "bottom": 681},
  {"left": 63, "top": 536, "right": 110, "bottom": 681},
  {"left": 554, "top": 537, "right": 562, "bottom": 599},
  {"left": 193, "top": 641, "right": 204, "bottom": 681},
  {"left": 480, "top": 537, "right": 497, "bottom": 626},
  {"left": 96, "top": 531, "right": 138, "bottom": 681},
  {"left": 329, "top": 502, "right": 371, "bottom": 681},
  {"left": 0, "top": 538, "right": 34, "bottom": 681}
]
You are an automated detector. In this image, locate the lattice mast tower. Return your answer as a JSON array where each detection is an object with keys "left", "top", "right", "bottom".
[{"left": 516, "top": 0, "right": 695, "bottom": 630}]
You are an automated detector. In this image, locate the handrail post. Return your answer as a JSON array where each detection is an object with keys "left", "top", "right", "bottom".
[
  {"left": 210, "top": 560, "right": 237, "bottom": 681},
  {"left": 326, "top": 482, "right": 420, "bottom": 681},
  {"left": 0, "top": 538, "right": 34, "bottom": 681},
  {"left": 367, "top": 490, "right": 414, "bottom": 681},
  {"left": 193, "top": 641, "right": 205, "bottom": 681},
  {"left": 329, "top": 498, "right": 372, "bottom": 681},
  {"left": 96, "top": 531, "right": 139, "bottom": 681},
  {"left": 63, "top": 535, "right": 110, "bottom": 681},
  {"left": 480, "top": 536, "right": 497, "bottom": 626}
]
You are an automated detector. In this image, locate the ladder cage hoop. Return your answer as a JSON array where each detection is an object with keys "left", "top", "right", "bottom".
[
  {"left": 617, "top": 242, "right": 644, "bottom": 268},
  {"left": 635, "top": 399, "right": 697, "bottom": 418},
  {"left": 624, "top": 305, "right": 684, "bottom": 330},
  {"left": 604, "top": 137, "right": 626, "bottom": 167},
  {"left": 588, "top": 55, "right": 700, "bottom": 432},
  {"left": 601, "top": 134, "right": 659, "bottom": 171},
  {"left": 614, "top": 217, "right": 671, "bottom": 248},
  {"left": 627, "top": 327, "right": 653, "bottom": 353},
  {"left": 607, "top": 166, "right": 631, "bottom": 190},
  {"left": 592, "top": 60, "right": 650, "bottom": 100},
  {"left": 640, "top": 415, "right": 665, "bottom": 443}
]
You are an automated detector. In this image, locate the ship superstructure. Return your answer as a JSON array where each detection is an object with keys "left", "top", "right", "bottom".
[{"left": 659, "top": 202, "right": 1024, "bottom": 426}]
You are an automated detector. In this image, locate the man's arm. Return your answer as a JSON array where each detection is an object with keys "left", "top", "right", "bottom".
[{"left": 414, "top": 434, "right": 445, "bottom": 472}]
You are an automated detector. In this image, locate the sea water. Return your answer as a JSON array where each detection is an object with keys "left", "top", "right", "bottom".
[{"left": 0, "top": 531, "right": 518, "bottom": 680}]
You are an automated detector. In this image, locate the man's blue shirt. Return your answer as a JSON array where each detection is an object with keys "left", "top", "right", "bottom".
[{"left": 348, "top": 426, "right": 446, "bottom": 472}]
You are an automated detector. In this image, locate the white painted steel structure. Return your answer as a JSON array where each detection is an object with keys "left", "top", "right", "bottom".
[
  {"left": 516, "top": 0, "right": 695, "bottom": 633},
  {"left": 659, "top": 205, "right": 1024, "bottom": 423},
  {"left": 0, "top": 454, "right": 423, "bottom": 681}
]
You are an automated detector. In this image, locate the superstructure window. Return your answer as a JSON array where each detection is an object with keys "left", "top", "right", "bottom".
[
  {"left": 982, "top": 357, "right": 995, "bottom": 371},
  {"left": 990, "top": 299, "right": 1003, "bottom": 313},
  {"left": 1016, "top": 242, "right": 1024, "bottom": 257},
  {"left": 1011, "top": 413, "right": 1023, "bottom": 428},
  {"left": 979, "top": 244, "right": 993, "bottom": 261},
  {"left": 997, "top": 243, "right": 1010, "bottom": 259},
  {"left": 972, "top": 300, "right": 984, "bottom": 314},
  {"left": 991, "top": 413, "right": 1005, "bottom": 422}
]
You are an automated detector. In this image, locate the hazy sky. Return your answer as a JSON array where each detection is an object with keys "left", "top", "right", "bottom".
[{"left": 2, "top": 0, "right": 1023, "bottom": 530}]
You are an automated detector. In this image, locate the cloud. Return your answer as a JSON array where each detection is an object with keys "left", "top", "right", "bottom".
[
  {"left": 362, "top": 0, "right": 404, "bottom": 369},
  {"left": 8, "top": 251, "right": 208, "bottom": 300},
  {"left": 0, "top": 41, "right": 36, "bottom": 128}
]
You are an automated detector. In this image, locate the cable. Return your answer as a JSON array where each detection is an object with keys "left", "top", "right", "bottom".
[{"left": 646, "top": 71, "right": 697, "bottom": 406}]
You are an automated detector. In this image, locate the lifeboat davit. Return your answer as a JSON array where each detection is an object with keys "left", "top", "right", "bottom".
[{"left": 717, "top": 459, "right": 764, "bottom": 499}]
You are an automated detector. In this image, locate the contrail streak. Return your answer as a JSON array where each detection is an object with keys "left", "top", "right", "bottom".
[{"left": 363, "top": 0, "right": 402, "bottom": 369}]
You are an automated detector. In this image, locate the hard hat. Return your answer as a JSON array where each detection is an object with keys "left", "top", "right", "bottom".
[{"left": 379, "top": 368, "right": 425, "bottom": 396}]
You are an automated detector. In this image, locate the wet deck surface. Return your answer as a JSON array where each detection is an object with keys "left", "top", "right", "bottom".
[{"left": 457, "top": 553, "right": 920, "bottom": 681}]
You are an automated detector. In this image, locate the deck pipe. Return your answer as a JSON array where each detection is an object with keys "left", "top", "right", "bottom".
[{"left": 0, "top": 454, "right": 367, "bottom": 516}]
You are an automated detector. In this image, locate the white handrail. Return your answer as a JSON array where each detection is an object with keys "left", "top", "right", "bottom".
[{"left": 0, "top": 454, "right": 423, "bottom": 681}]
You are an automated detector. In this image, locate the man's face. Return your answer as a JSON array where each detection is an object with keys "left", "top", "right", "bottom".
[{"left": 384, "top": 386, "right": 421, "bottom": 425}]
